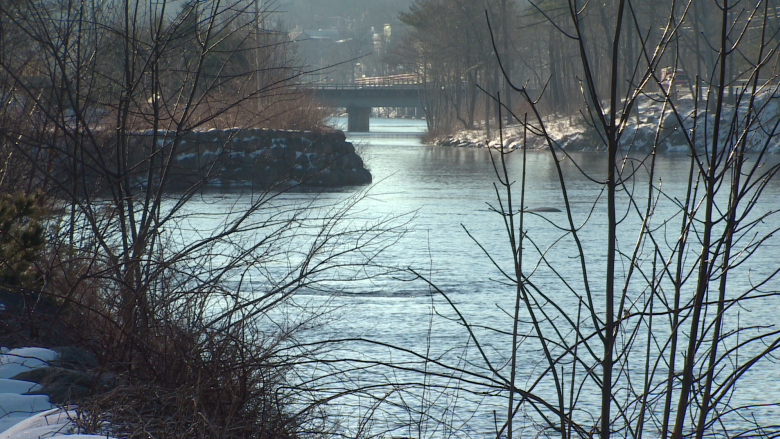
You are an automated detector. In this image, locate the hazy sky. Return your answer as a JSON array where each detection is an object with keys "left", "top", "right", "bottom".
[{"left": 282, "top": 0, "right": 414, "bottom": 30}]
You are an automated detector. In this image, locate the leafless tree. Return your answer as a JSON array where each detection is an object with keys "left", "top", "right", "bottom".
[
  {"left": 317, "top": 0, "right": 780, "bottom": 438},
  {"left": 0, "top": 0, "right": 403, "bottom": 436},
  {"left": 447, "top": 0, "right": 780, "bottom": 437}
]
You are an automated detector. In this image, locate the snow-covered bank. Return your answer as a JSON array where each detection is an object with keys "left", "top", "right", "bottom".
[
  {"left": 436, "top": 90, "right": 780, "bottom": 153},
  {"left": 0, "top": 347, "right": 116, "bottom": 439},
  {"left": 437, "top": 116, "right": 586, "bottom": 150}
]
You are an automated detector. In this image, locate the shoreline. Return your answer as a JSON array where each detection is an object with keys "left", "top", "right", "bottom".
[{"left": 432, "top": 91, "right": 780, "bottom": 153}]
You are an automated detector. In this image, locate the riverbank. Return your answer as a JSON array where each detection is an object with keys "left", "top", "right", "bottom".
[
  {"left": 0, "top": 347, "right": 117, "bottom": 438},
  {"left": 435, "top": 90, "right": 780, "bottom": 153}
]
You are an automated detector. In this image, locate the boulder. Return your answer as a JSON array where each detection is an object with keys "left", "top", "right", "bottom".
[{"left": 13, "top": 366, "right": 119, "bottom": 404}]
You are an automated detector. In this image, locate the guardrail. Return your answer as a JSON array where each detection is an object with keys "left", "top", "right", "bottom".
[
  {"left": 311, "top": 83, "right": 421, "bottom": 90},
  {"left": 356, "top": 74, "right": 420, "bottom": 86}
]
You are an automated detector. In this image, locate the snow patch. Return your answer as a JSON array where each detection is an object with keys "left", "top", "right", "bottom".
[
  {"left": 0, "top": 379, "right": 40, "bottom": 394},
  {"left": 249, "top": 148, "right": 268, "bottom": 159},
  {"left": 0, "top": 349, "right": 118, "bottom": 438},
  {"left": 271, "top": 138, "right": 287, "bottom": 148},
  {"left": 441, "top": 90, "right": 780, "bottom": 152}
]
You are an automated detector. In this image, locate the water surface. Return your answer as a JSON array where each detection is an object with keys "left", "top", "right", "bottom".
[{"left": 186, "top": 117, "right": 780, "bottom": 438}]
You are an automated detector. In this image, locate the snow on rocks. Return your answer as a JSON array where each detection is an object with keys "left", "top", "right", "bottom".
[
  {"left": 0, "top": 379, "right": 40, "bottom": 395},
  {"left": 437, "top": 90, "right": 780, "bottom": 153},
  {"left": 0, "top": 349, "right": 57, "bottom": 379},
  {"left": 0, "top": 408, "right": 87, "bottom": 439},
  {"left": 130, "top": 128, "right": 371, "bottom": 189},
  {"left": 0, "top": 347, "right": 115, "bottom": 438}
]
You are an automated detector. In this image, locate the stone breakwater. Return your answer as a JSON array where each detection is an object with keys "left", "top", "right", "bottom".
[{"left": 133, "top": 128, "right": 371, "bottom": 189}]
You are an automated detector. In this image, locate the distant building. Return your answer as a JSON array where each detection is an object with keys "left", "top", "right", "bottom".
[{"left": 289, "top": 26, "right": 375, "bottom": 83}]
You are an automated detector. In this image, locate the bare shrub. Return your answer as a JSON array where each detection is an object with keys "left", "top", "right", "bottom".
[
  {"left": 0, "top": 0, "right": 400, "bottom": 437},
  {"left": 258, "top": 90, "right": 335, "bottom": 132}
]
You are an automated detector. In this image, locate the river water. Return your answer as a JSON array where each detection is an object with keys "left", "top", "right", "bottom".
[{"left": 185, "top": 117, "right": 780, "bottom": 438}]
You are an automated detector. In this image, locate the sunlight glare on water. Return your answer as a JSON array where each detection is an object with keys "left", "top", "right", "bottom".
[{"left": 184, "top": 117, "right": 780, "bottom": 438}]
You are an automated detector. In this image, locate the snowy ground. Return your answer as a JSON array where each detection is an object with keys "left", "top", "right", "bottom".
[
  {"left": 0, "top": 347, "right": 115, "bottom": 439},
  {"left": 437, "top": 90, "right": 780, "bottom": 153}
]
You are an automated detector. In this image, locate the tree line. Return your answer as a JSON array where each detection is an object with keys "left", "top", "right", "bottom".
[{"left": 391, "top": 0, "right": 780, "bottom": 134}]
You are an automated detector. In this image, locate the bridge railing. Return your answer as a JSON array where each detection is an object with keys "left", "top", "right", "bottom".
[
  {"left": 311, "top": 74, "right": 421, "bottom": 90},
  {"left": 311, "top": 83, "right": 422, "bottom": 91},
  {"left": 355, "top": 74, "right": 420, "bottom": 86}
]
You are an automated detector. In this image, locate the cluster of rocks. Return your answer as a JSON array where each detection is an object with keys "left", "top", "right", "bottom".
[
  {"left": 437, "top": 137, "right": 486, "bottom": 148},
  {"left": 0, "top": 291, "right": 118, "bottom": 406},
  {"left": 10, "top": 346, "right": 117, "bottom": 405},
  {"left": 436, "top": 92, "right": 780, "bottom": 153},
  {"left": 436, "top": 134, "right": 549, "bottom": 150},
  {"left": 132, "top": 128, "right": 371, "bottom": 190}
]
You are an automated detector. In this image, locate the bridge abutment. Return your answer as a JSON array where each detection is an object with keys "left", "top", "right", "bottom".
[
  {"left": 313, "top": 83, "right": 424, "bottom": 132},
  {"left": 347, "top": 107, "right": 371, "bottom": 132}
]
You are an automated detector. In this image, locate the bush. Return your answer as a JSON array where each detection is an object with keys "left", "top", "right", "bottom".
[{"left": 0, "top": 192, "right": 46, "bottom": 288}]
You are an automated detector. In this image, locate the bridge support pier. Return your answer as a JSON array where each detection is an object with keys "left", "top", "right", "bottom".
[{"left": 347, "top": 107, "right": 371, "bottom": 132}]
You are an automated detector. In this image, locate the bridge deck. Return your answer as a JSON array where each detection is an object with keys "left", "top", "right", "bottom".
[{"left": 310, "top": 83, "right": 425, "bottom": 132}]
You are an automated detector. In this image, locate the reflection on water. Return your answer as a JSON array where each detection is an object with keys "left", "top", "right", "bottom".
[{"left": 188, "top": 118, "right": 780, "bottom": 438}]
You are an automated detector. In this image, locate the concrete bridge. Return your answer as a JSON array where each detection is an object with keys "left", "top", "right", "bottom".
[{"left": 312, "top": 83, "right": 424, "bottom": 132}]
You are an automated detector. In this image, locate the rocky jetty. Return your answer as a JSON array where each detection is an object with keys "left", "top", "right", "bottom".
[
  {"left": 114, "top": 128, "right": 371, "bottom": 190},
  {"left": 138, "top": 128, "right": 371, "bottom": 189}
]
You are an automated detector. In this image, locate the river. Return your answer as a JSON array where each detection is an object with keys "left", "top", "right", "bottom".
[{"left": 184, "top": 117, "right": 780, "bottom": 438}]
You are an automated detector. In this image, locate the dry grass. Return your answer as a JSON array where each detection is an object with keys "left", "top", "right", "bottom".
[
  {"left": 71, "top": 326, "right": 305, "bottom": 439},
  {"left": 1, "top": 282, "right": 322, "bottom": 438},
  {"left": 108, "top": 87, "right": 334, "bottom": 133}
]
